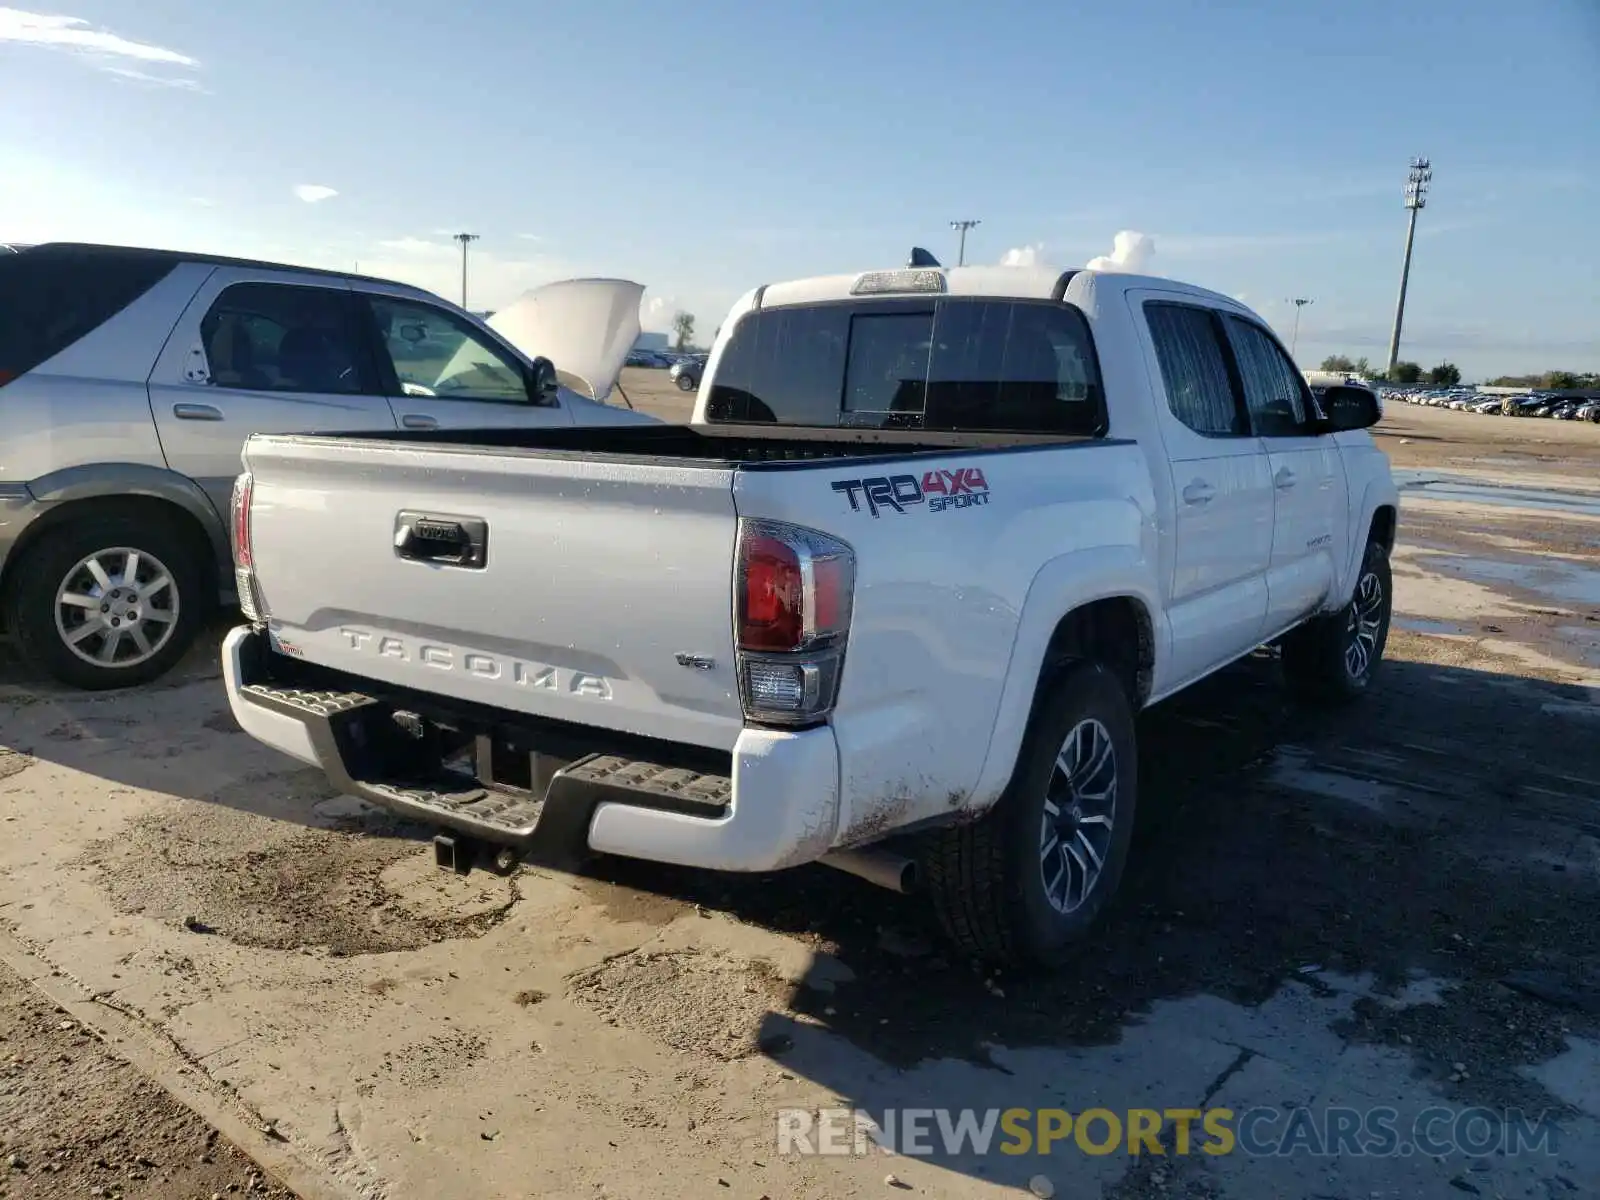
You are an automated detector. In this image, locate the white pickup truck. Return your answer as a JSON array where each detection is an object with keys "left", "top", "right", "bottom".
[{"left": 223, "top": 261, "right": 1398, "bottom": 966}]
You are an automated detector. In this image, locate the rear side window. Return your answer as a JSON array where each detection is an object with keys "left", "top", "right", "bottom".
[
  {"left": 199, "top": 283, "right": 372, "bottom": 395},
  {"left": 705, "top": 298, "right": 1105, "bottom": 435},
  {"left": 1144, "top": 303, "right": 1246, "bottom": 436},
  {"left": 0, "top": 247, "right": 176, "bottom": 383}
]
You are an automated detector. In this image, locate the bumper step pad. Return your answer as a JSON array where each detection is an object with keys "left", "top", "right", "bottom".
[
  {"left": 562, "top": 755, "right": 733, "bottom": 809},
  {"left": 360, "top": 777, "right": 546, "bottom": 840},
  {"left": 237, "top": 678, "right": 730, "bottom": 849}
]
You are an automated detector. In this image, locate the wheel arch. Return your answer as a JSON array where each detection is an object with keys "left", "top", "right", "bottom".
[
  {"left": 963, "top": 547, "right": 1162, "bottom": 815},
  {"left": 1, "top": 466, "right": 228, "bottom": 611},
  {"left": 1368, "top": 503, "right": 1397, "bottom": 554}
]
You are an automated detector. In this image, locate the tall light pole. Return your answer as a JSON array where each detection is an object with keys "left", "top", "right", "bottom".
[
  {"left": 950, "top": 219, "right": 980, "bottom": 267},
  {"left": 453, "top": 232, "right": 479, "bottom": 309},
  {"left": 1288, "top": 297, "right": 1314, "bottom": 361},
  {"left": 1386, "top": 157, "right": 1431, "bottom": 375}
]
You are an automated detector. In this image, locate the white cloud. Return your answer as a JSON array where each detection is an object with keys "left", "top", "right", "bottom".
[
  {"left": 0, "top": 8, "right": 201, "bottom": 89},
  {"left": 378, "top": 235, "right": 451, "bottom": 256},
  {"left": 1086, "top": 230, "right": 1156, "bottom": 273},
  {"left": 999, "top": 243, "right": 1048, "bottom": 267},
  {"left": 101, "top": 64, "right": 204, "bottom": 90},
  {"left": 641, "top": 294, "right": 678, "bottom": 333},
  {"left": 293, "top": 184, "right": 338, "bottom": 204},
  {"left": 0, "top": 7, "right": 196, "bottom": 64},
  {"left": 517, "top": 232, "right": 545, "bottom": 242}
]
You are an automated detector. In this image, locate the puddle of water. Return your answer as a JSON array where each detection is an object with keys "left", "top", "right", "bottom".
[
  {"left": 1558, "top": 627, "right": 1600, "bottom": 668},
  {"left": 1393, "top": 470, "right": 1600, "bottom": 518},
  {"left": 1419, "top": 553, "right": 1600, "bottom": 608}
]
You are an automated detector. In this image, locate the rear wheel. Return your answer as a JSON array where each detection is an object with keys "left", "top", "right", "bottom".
[
  {"left": 676, "top": 372, "right": 697, "bottom": 391},
  {"left": 1281, "top": 539, "right": 1392, "bottom": 704},
  {"left": 922, "top": 661, "right": 1138, "bottom": 968},
  {"left": 5, "top": 513, "right": 210, "bottom": 690}
]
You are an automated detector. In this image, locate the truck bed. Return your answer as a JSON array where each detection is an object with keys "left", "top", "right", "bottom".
[{"left": 291, "top": 420, "right": 1096, "bottom": 468}]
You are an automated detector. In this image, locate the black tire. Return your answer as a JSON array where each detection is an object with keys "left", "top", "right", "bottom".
[
  {"left": 922, "top": 661, "right": 1138, "bottom": 968},
  {"left": 1281, "top": 539, "right": 1392, "bottom": 705},
  {"left": 676, "top": 372, "right": 697, "bottom": 391},
  {"left": 4, "top": 511, "right": 211, "bottom": 690}
]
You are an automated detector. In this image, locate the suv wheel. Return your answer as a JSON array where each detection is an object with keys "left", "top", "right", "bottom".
[
  {"left": 5, "top": 513, "right": 210, "bottom": 690},
  {"left": 676, "top": 372, "right": 697, "bottom": 391},
  {"left": 922, "top": 661, "right": 1138, "bottom": 967},
  {"left": 1281, "top": 539, "right": 1392, "bottom": 704}
]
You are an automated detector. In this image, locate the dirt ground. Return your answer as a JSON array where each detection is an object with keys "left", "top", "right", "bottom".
[
  {"left": 0, "top": 379, "right": 1597, "bottom": 1199},
  {"left": 0, "top": 956, "right": 298, "bottom": 1199}
]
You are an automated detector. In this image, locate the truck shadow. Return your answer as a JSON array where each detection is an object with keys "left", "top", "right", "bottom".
[{"left": 584, "top": 649, "right": 1600, "bottom": 1191}]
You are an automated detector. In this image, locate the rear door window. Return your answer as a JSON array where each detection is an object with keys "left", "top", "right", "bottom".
[
  {"left": 705, "top": 297, "right": 1105, "bottom": 434},
  {"left": 199, "top": 282, "right": 373, "bottom": 395},
  {"left": 1143, "top": 302, "right": 1248, "bottom": 437},
  {"left": 0, "top": 247, "right": 177, "bottom": 383}
]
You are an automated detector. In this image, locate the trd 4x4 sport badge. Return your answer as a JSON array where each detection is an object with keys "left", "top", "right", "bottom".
[{"left": 831, "top": 467, "right": 991, "bottom": 518}]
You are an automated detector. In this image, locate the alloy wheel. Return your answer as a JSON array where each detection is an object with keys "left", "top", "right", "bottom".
[
  {"left": 54, "top": 546, "right": 181, "bottom": 669},
  {"left": 1038, "top": 717, "right": 1118, "bottom": 914},
  {"left": 1344, "top": 568, "right": 1385, "bottom": 679}
]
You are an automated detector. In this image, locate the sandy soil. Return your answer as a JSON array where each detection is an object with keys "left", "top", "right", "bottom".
[
  {"left": 0, "top": 955, "right": 297, "bottom": 1199},
  {"left": 0, "top": 383, "right": 1596, "bottom": 1199}
]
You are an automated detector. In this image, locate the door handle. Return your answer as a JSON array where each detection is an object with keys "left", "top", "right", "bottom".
[
  {"left": 172, "top": 403, "right": 223, "bottom": 421},
  {"left": 1181, "top": 480, "right": 1215, "bottom": 506},
  {"left": 1274, "top": 467, "right": 1297, "bottom": 490},
  {"left": 401, "top": 413, "right": 438, "bottom": 429}
]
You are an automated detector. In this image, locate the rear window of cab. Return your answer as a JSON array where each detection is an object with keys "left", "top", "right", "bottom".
[{"left": 704, "top": 297, "right": 1107, "bottom": 436}]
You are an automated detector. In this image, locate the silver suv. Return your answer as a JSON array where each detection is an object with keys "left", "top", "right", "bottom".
[{"left": 0, "top": 243, "right": 651, "bottom": 689}]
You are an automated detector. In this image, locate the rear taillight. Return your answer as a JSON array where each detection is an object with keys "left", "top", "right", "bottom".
[
  {"left": 0, "top": 369, "right": 15, "bottom": 388},
  {"left": 735, "top": 520, "right": 854, "bottom": 726},
  {"left": 230, "top": 472, "right": 264, "bottom": 621}
]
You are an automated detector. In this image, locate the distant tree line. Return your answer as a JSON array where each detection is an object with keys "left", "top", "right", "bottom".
[
  {"left": 1320, "top": 355, "right": 1458, "bottom": 386},
  {"left": 1318, "top": 356, "right": 1597, "bottom": 390},
  {"left": 1484, "top": 370, "right": 1599, "bottom": 390}
]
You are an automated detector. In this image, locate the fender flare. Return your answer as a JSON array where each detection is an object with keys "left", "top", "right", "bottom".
[
  {"left": 964, "top": 544, "right": 1164, "bottom": 812},
  {"left": 1336, "top": 477, "right": 1400, "bottom": 605},
  {"left": 10, "top": 462, "right": 230, "bottom": 582}
]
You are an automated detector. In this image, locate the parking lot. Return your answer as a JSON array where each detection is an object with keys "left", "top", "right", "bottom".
[{"left": 2, "top": 377, "right": 1598, "bottom": 1199}]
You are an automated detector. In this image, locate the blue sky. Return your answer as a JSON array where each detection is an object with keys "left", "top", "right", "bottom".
[{"left": 2, "top": 0, "right": 1596, "bottom": 378}]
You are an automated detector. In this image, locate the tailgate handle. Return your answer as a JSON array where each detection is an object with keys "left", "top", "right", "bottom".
[{"left": 394, "top": 511, "right": 488, "bottom": 569}]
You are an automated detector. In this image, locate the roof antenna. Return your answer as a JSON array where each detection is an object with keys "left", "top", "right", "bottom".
[{"left": 907, "top": 247, "right": 941, "bottom": 268}]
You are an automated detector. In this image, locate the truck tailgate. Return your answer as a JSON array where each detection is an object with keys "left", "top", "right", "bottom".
[{"left": 242, "top": 436, "right": 744, "bottom": 751}]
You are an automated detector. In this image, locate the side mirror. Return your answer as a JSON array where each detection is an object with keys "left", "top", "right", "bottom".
[
  {"left": 398, "top": 323, "right": 427, "bottom": 345},
  {"left": 527, "top": 356, "right": 560, "bottom": 405},
  {"left": 1311, "top": 384, "right": 1381, "bottom": 433}
]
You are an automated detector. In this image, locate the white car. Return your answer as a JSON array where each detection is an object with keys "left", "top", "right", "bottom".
[{"left": 223, "top": 260, "right": 1398, "bottom": 966}]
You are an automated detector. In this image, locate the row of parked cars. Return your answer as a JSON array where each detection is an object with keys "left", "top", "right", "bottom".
[
  {"left": 1384, "top": 386, "right": 1600, "bottom": 421},
  {"left": 624, "top": 348, "right": 709, "bottom": 390}
]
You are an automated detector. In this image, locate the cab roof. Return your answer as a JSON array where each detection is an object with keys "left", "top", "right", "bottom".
[{"left": 756, "top": 265, "right": 1246, "bottom": 314}]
